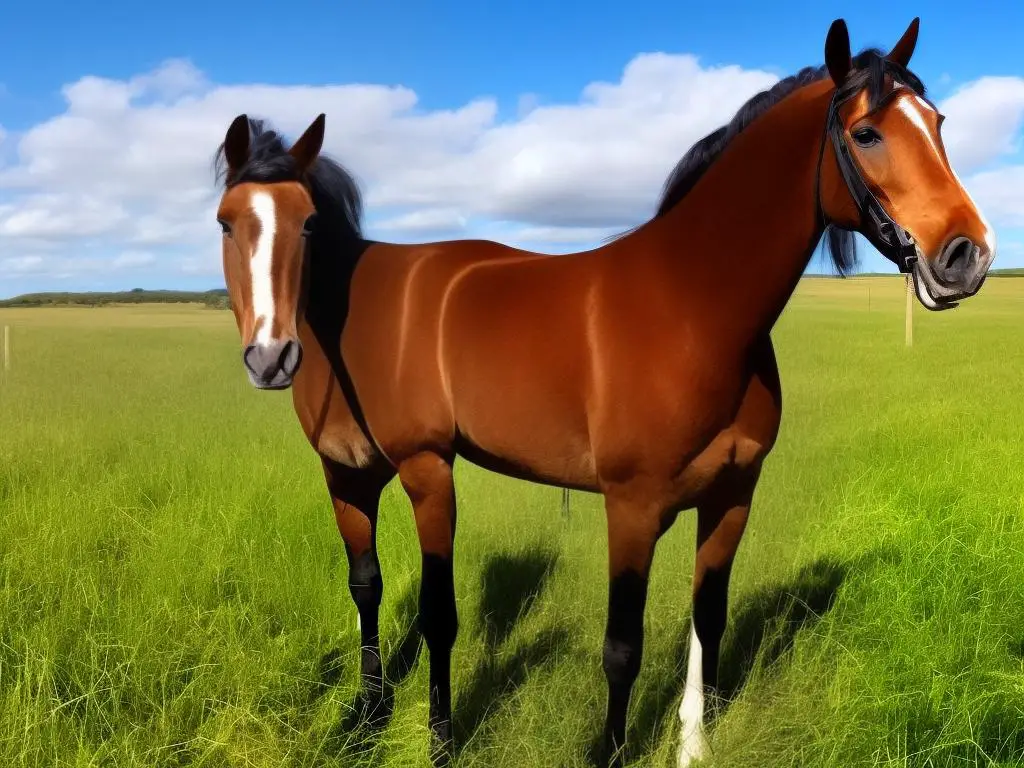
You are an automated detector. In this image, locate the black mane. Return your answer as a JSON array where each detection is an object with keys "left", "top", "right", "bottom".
[
  {"left": 213, "top": 118, "right": 364, "bottom": 252},
  {"left": 652, "top": 48, "right": 926, "bottom": 274}
]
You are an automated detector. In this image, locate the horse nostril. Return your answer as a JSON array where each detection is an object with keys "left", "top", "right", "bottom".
[
  {"left": 279, "top": 340, "right": 303, "bottom": 377},
  {"left": 243, "top": 344, "right": 259, "bottom": 375},
  {"left": 938, "top": 236, "right": 977, "bottom": 283}
]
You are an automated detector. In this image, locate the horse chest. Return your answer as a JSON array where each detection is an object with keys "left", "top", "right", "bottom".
[{"left": 292, "top": 369, "right": 380, "bottom": 470}]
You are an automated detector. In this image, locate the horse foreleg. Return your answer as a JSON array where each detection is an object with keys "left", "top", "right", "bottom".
[{"left": 322, "top": 459, "right": 392, "bottom": 714}]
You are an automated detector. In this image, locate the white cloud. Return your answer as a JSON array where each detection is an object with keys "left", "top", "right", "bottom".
[
  {"left": 0, "top": 192, "right": 129, "bottom": 239},
  {"left": 512, "top": 225, "right": 620, "bottom": 244},
  {"left": 178, "top": 256, "right": 222, "bottom": 276},
  {"left": 370, "top": 54, "right": 779, "bottom": 228},
  {"left": 374, "top": 208, "right": 468, "bottom": 235},
  {"left": 0, "top": 54, "right": 777, "bottom": 282},
  {"left": 964, "top": 165, "right": 1024, "bottom": 228},
  {"left": 0, "top": 55, "right": 1022, "bottom": 288},
  {"left": 111, "top": 250, "right": 157, "bottom": 269},
  {"left": 2, "top": 255, "right": 44, "bottom": 274},
  {"left": 939, "top": 76, "right": 1024, "bottom": 173},
  {"left": 932, "top": 76, "right": 1024, "bottom": 236}
]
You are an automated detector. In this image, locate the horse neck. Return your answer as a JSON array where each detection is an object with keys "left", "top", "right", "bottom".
[{"left": 648, "top": 81, "right": 834, "bottom": 345}]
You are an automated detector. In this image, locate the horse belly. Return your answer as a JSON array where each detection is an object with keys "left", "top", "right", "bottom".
[
  {"left": 450, "top": 359, "right": 598, "bottom": 491},
  {"left": 454, "top": 419, "right": 598, "bottom": 491}
]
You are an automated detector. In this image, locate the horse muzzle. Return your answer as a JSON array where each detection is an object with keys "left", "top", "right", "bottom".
[{"left": 242, "top": 339, "right": 303, "bottom": 390}]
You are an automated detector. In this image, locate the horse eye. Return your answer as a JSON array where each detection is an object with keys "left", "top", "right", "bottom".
[
  {"left": 217, "top": 218, "right": 232, "bottom": 236},
  {"left": 302, "top": 214, "right": 317, "bottom": 237},
  {"left": 852, "top": 127, "right": 882, "bottom": 148}
]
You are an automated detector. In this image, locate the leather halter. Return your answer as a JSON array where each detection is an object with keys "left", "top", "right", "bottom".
[{"left": 816, "top": 63, "right": 923, "bottom": 274}]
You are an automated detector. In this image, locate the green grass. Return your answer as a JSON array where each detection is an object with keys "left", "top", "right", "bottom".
[{"left": 2, "top": 278, "right": 1024, "bottom": 767}]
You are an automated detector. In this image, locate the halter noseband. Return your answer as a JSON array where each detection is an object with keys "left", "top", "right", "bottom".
[{"left": 816, "top": 62, "right": 921, "bottom": 274}]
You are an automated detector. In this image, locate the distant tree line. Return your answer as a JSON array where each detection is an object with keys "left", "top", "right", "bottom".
[
  {"left": 0, "top": 288, "right": 232, "bottom": 309},
  {"left": 3, "top": 269, "right": 1022, "bottom": 311}
]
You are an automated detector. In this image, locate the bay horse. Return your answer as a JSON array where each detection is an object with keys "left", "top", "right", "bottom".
[{"left": 211, "top": 17, "right": 994, "bottom": 767}]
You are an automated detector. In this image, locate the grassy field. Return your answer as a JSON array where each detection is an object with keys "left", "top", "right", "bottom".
[{"left": 2, "top": 277, "right": 1024, "bottom": 767}]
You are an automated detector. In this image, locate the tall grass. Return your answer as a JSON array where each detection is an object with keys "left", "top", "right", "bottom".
[{"left": 1, "top": 278, "right": 1023, "bottom": 767}]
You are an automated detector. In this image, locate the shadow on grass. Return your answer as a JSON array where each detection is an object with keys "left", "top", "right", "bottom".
[
  {"left": 454, "top": 626, "right": 572, "bottom": 750},
  {"left": 454, "top": 547, "right": 564, "bottom": 751},
  {"left": 626, "top": 549, "right": 893, "bottom": 761},
  {"left": 478, "top": 549, "right": 560, "bottom": 648}
]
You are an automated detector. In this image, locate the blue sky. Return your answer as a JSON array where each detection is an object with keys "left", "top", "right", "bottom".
[{"left": 0, "top": 0, "right": 1022, "bottom": 295}]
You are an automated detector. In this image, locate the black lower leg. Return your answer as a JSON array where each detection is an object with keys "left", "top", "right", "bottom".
[
  {"left": 692, "top": 565, "right": 731, "bottom": 719},
  {"left": 348, "top": 547, "right": 384, "bottom": 699},
  {"left": 602, "top": 569, "right": 649, "bottom": 766},
  {"left": 419, "top": 552, "right": 458, "bottom": 757}
]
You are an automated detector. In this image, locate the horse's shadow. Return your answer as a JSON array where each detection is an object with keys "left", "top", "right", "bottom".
[
  {"left": 477, "top": 548, "right": 560, "bottom": 648},
  {"left": 627, "top": 548, "right": 893, "bottom": 760},
  {"left": 453, "top": 547, "right": 566, "bottom": 751}
]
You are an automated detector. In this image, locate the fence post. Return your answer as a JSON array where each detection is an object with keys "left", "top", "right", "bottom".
[{"left": 905, "top": 274, "right": 913, "bottom": 347}]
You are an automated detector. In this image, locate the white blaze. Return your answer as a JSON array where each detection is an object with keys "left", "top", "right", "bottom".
[
  {"left": 897, "top": 94, "right": 942, "bottom": 157},
  {"left": 900, "top": 93, "right": 997, "bottom": 257},
  {"left": 250, "top": 190, "right": 278, "bottom": 346}
]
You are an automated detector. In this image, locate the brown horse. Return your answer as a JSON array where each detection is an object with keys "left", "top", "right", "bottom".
[{"left": 212, "top": 17, "right": 993, "bottom": 767}]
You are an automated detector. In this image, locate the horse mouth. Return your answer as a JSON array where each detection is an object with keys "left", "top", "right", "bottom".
[
  {"left": 910, "top": 245, "right": 992, "bottom": 312},
  {"left": 250, "top": 378, "right": 294, "bottom": 391},
  {"left": 246, "top": 371, "right": 295, "bottom": 390},
  {"left": 911, "top": 259, "right": 962, "bottom": 312}
]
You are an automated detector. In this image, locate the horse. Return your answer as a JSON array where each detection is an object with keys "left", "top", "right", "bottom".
[{"left": 211, "top": 17, "right": 994, "bottom": 767}]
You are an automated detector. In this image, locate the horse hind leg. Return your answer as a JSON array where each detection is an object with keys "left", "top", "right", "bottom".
[
  {"left": 322, "top": 458, "right": 394, "bottom": 717},
  {"left": 677, "top": 466, "right": 758, "bottom": 767}
]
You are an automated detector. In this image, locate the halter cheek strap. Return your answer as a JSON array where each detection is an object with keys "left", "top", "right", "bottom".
[{"left": 816, "top": 64, "right": 922, "bottom": 274}]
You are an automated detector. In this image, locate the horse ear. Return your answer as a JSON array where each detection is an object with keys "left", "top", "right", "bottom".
[
  {"left": 824, "top": 19, "right": 853, "bottom": 86},
  {"left": 223, "top": 114, "right": 251, "bottom": 174},
  {"left": 289, "top": 113, "right": 326, "bottom": 174},
  {"left": 886, "top": 18, "right": 920, "bottom": 69}
]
